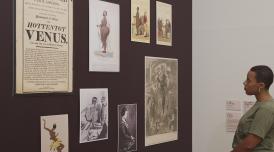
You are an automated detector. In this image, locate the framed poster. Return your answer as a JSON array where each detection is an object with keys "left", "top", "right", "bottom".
[
  {"left": 89, "top": 0, "right": 120, "bottom": 72},
  {"left": 118, "top": 104, "right": 137, "bottom": 152},
  {"left": 156, "top": 1, "right": 172, "bottom": 46},
  {"left": 80, "top": 88, "right": 108, "bottom": 143},
  {"left": 131, "top": 0, "right": 150, "bottom": 43},
  {"left": 41, "top": 114, "right": 69, "bottom": 152},
  {"left": 15, "top": 0, "right": 73, "bottom": 94},
  {"left": 145, "top": 56, "right": 178, "bottom": 146}
]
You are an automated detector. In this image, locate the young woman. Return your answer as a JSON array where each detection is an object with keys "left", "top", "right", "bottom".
[{"left": 231, "top": 65, "right": 274, "bottom": 152}]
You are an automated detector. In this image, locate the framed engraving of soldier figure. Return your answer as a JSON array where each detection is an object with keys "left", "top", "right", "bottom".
[{"left": 145, "top": 56, "right": 178, "bottom": 146}]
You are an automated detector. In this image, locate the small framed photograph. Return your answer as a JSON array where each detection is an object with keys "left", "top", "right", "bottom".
[
  {"left": 118, "top": 104, "right": 137, "bottom": 152},
  {"left": 79, "top": 88, "right": 108, "bottom": 143}
]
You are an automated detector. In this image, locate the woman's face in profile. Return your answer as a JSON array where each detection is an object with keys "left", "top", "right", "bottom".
[{"left": 243, "top": 70, "right": 260, "bottom": 95}]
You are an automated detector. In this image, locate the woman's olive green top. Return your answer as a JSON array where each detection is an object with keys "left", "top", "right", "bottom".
[{"left": 232, "top": 99, "right": 274, "bottom": 152}]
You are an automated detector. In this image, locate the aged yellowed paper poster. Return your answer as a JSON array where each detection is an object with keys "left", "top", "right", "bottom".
[{"left": 16, "top": 0, "right": 73, "bottom": 94}]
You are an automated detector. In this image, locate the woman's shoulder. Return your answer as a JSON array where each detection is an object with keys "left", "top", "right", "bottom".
[{"left": 259, "top": 101, "right": 274, "bottom": 112}]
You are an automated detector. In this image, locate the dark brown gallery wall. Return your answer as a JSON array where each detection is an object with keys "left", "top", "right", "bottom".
[{"left": 0, "top": 0, "right": 191, "bottom": 152}]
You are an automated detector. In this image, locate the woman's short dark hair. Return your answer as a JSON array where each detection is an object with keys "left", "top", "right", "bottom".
[
  {"left": 121, "top": 106, "right": 128, "bottom": 116},
  {"left": 250, "top": 65, "right": 274, "bottom": 90}
]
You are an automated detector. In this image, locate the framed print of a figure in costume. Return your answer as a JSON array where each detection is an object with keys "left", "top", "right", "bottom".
[
  {"left": 41, "top": 114, "right": 69, "bottom": 152},
  {"left": 131, "top": 0, "right": 150, "bottom": 43},
  {"left": 156, "top": 1, "right": 172, "bottom": 46}
]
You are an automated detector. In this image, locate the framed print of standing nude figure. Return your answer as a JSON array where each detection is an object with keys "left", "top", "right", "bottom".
[{"left": 89, "top": 0, "right": 120, "bottom": 72}]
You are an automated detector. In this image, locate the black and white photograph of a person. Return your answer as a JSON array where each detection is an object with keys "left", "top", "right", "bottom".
[
  {"left": 80, "top": 88, "right": 108, "bottom": 143},
  {"left": 118, "top": 104, "right": 137, "bottom": 152},
  {"left": 145, "top": 57, "right": 178, "bottom": 146},
  {"left": 89, "top": 0, "right": 120, "bottom": 72}
]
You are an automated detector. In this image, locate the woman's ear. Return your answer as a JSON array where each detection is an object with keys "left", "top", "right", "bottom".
[{"left": 258, "top": 82, "right": 266, "bottom": 89}]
